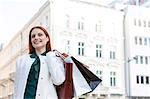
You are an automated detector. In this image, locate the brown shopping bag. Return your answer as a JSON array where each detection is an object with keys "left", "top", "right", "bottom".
[
  {"left": 55, "top": 62, "right": 73, "bottom": 99},
  {"left": 54, "top": 50, "right": 74, "bottom": 99}
]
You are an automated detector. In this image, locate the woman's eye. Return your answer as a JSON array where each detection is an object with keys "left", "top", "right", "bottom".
[
  {"left": 38, "top": 33, "right": 43, "bottom": 36},
  {"left": 31, "top": 35, "right": 35, "bottom": 38}
]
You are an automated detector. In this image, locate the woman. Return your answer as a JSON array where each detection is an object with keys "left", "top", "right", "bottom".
[{"left": 13, "top": 26, "right": 65, "bottom": 99}]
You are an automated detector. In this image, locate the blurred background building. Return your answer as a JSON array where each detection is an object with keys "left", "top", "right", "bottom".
[
  {"left": 0, "top": 44, "right": 3, "bottom": 52},
  {"left": 0, "top": 0, "right": 150, "bottom": 99}
]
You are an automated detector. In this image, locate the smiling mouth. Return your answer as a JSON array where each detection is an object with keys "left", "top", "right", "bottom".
[{"left": 33, "top": 40, "right": 42, "bottom": 44}]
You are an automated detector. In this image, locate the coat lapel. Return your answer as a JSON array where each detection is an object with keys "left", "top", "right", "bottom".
[{"left": 25, "top": 55, "right": 35, "bottom": 74}]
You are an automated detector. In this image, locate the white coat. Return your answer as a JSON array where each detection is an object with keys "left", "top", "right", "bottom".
[{"left": 13, "top": 52, "right": 65, "bottom": 99}]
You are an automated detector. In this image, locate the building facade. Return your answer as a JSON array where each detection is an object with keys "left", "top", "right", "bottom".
[
  {"left": 124, "top": 5, "right": 150, "bottom": 99},
  {"left": 0, "top": 0, "right": 125, "bottom": 99}
]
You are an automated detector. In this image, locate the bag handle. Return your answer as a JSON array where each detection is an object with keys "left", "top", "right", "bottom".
[
  {"left": 53, "top": 50, "right": 89, "bottom": 68},
  {"left": 53, "top": 50, "right": 73, "bottom": 81},
  {"left": 53, "top": 49, "right": 68, "bottom": 62}
]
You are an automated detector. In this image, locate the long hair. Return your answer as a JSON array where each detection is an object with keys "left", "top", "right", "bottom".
[{"left": 28, "top": 26, "right": 51, "bottom": 54}]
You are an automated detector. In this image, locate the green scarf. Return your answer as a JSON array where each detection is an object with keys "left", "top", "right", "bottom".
[{"left": 24, "top": 51, "right": 46, "bottom": 99}]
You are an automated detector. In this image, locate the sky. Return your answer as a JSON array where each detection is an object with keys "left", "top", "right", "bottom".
[
  {"left": 0, "top": 0, "right": 123, "bottom": 47},
  {"left": 0, "top": 0, "right": 47, "bottom": 46}
]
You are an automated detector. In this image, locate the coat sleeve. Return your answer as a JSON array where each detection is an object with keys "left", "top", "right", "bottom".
[{"left": 46, "top": 52, "right": 65, "bottom": 85}]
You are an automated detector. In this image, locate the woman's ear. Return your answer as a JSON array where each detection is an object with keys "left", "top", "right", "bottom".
[{"left": 46, "top": 37, "right": 49, "bottom": 43}]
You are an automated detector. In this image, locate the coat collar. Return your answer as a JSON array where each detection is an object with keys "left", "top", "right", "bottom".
[
  {"left": 25, "top": 55, "right": 35, "bottom": 70},
  {"left": 30, "top": 51, "right": 46, "bottom": 58}
]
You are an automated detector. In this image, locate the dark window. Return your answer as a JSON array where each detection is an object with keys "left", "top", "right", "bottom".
[
  {"left": 78, "top": 42, "right": 84, "bottom": 56},
  {"left": 139, "top": 38, "right": 142, "bottom": 45},
  {"left": 96, "top": 44, "right": 102, "bottom": 58},
  {"left": 145, "top": 57, "right": 148, "bottom": 64},
  {"left": 137, "top": 76, "right": 139, "bottom": 84},
  {"left": 140, "top": 56, "right": 143, "bottom": 64},
  {"left": 146, "top": 76, "right": 149, "bottom": 84},
  {"left": 141, "top": 76, "right": 144, "bottom": 84},
  {"left": 144, "top": 38, "right": 147, "bottom": 45}
]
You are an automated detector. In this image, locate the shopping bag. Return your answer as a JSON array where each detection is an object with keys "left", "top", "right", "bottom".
[
  {"left": 53, "top": 50, "right": 102, "bottom": 97},
  {"left": 54, "top": 50, "right": 74, "bottom": 99},
  {"left": 63, "top": 56, "right": 102, "bottom": 96},
  {"left": 55, "top": 62, "right": 74, "bottom": 99},
  {"left": 71, "top": 56, "right": 102, "bottom": 93}
]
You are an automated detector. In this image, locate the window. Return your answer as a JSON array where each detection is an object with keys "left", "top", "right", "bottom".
[
  {"left": 113, "top": 52, "right": 115, "bottom": 59},
  {"left": 148, "top": 21, "right": 150, "bottom": 27},
  {"left": 139, "top": 37, "right": 142, "bottom": 45},
  {"left": 110, "top": 71, "right": 116, "bottom": 87},
  {"left": 78, "top": 42, "right": 85, "bottom": 56},
  {"left": 77, "top": 18, "right": 84, "bottom": 30},
  {"left": 143, "top": 20, "right": 146, "bottom": 27},
  {"left": 96, "top": 44, "right": 102, "bottom": 58},
  {"left": 65, "top": 40, "right": 70, "bottom": 54},
  {"left": 140, "top": 56, "right": 143, "bottom": 64},
  {"left": 135, "top": 55, "right": 138, "bottom": 64},
  {"left": 144, "top": 38, "right": 147, "bottom": 45},
  {"left": 136, "top": 37, "right": 150, "bottom": 46},
  {"left": 136, "top": 55, "right": 150, "bottom": 65},
  {"left": 110, "top": 51, "right": 116, "bottom": 59},
  {"left": 95, "top": 21, "right": 102, "bottom": 33},
  {"left": 137, "top": 76, "right": 139, "bottom": 84},
  {"left": 66, "top": 15, "right": 70, "bottom": 28},
  {"left": 137, "top": 75, "right": 150, "bottom": 84},
  {"left": 78, "top": 21, "right": 84, "bottom": 30},
  {"left": 96, "top": 70, "right": 103, "bottom": 85},
  {"left": 141, "top": 76, "right": 144, "bottom": 84},
  {"left": 135, "top": 36, "right": 137, "bottom": 44},
  {"left": 145, "top": 56, "right": 148, "bottom": 64},
  {"left": 139, "top": 19, "right": 141, "bottom": 27},
  {"left": 146, "top": 76, "right": 149, "bottom": 84},
  {"left": 149, "top": 38, "right": 150, "bottom": 46},
  {"left": 96, "top": 70, "right": 102, "bottom": 78},
  {"left": 134, "top": 19, "right": 136, "bottom": 26}
]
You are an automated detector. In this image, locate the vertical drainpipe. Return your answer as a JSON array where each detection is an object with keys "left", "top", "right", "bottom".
[
  {"left": 123, "top": 7, "right": 128, "bottom": 99},
  {"left": 123, "top": 6, "right": 132, "bottom": 99}
]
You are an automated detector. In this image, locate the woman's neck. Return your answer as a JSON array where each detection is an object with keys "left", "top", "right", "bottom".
[{"left": 35, "top": 48, "right": 46, "bottom": 55}]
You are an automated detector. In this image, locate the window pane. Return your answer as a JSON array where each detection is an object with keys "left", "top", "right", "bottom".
[
  {"left": 141, "top": 76, "right": 144, "bottom": 84},
  {"left": 146, "top": 76, "right": 149, "bottom": 84},
  {"left": 137, "top": 76, "right": 139, "bottom": 84}
]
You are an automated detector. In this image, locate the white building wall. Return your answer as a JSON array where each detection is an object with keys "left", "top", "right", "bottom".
[
  {"left": 49, "top": 0, "right": 125, "bottom": 98},
  {"left": 125, "top": 5, "right": 150, "bottom": 98}
]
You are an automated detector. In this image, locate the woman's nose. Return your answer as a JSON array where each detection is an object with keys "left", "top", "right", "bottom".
[{"left": 34, "top": 35, "right": 39, "bottom": 39}]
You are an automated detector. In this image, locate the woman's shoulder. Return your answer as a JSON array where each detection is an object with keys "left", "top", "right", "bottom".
[
  {"left": 46, "top": 51, "right": 56, "bottom": 57},
  {"left": 46, "top": 51, "right": 62, "bottom": 60},
  {"left": 16, "top": 54, "right": 30, "bottom": 62}
]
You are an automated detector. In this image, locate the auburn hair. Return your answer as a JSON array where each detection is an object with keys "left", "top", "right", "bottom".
[{"left": 28, "top": 26, "right": 51, "bottom": 54}]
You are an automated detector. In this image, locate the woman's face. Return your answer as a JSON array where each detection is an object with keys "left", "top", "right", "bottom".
[{"left": 31, "top": 28, "right": 49, "bottom": 51}]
